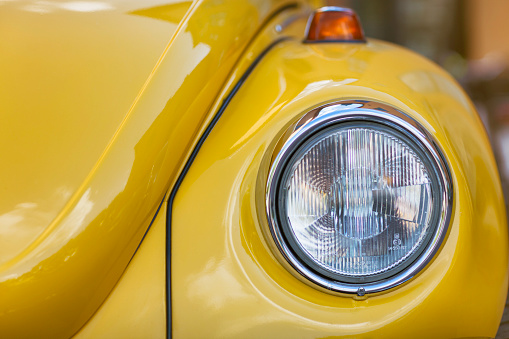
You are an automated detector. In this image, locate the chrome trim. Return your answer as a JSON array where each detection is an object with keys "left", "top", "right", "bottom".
[
  {"left": 265, "top": 100, "right": 453, "bottom": 295},
  {"left": 314, "top": 6, "right": 355, "bottom": 13}
]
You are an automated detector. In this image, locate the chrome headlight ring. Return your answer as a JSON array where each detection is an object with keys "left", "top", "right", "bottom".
[{"left": 266, "top": 100, "right": 452, "bottom": 295}]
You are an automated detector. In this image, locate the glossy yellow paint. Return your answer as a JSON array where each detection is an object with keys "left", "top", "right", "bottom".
[
  {"left": 0, "top": 0, "right": 188, "bottom": 270},
  {"left": 74, "top": 203, "right": 167, "bottom": 339},
  {"left": 172, "top": 25, "right": 509, "bottom": 339},
  {"left": 0, "top": 0, "right": 302, "bottom": 337},
  {"left": 73, "top": 4, "right": 311, "bottom": 337}
]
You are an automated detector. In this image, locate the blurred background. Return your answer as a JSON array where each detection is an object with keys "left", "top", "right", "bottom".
[{"left": 325, "top": 0, "right": 509, "bottom": 336}]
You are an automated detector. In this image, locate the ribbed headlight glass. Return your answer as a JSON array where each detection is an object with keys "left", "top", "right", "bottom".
[
  {"left": 285, "top": 123, "right": 433, "bottom": 277},
  {"left": 267, "top": 101, "right": 451, "bottom": 293}
]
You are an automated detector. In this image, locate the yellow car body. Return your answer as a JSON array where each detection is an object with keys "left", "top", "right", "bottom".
[{"left": 0, "top": 0, "right": 507, "bottom": 338}]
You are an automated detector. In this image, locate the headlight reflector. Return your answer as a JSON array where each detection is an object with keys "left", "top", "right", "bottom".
[{"left": 266, "top": 101, "right": 452, "bottom": 294}]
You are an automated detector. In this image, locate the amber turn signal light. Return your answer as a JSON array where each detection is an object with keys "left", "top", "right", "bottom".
[{"left": 305, "top": 7, "right": 365, "bottom": 43}]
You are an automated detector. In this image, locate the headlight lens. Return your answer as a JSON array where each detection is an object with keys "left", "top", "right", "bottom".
[
  {"left": 285, "top": 123, "right": 434, "bottom": 277},
  {"left": 266, "top": 101, "right": 452, "bottom": 294}
]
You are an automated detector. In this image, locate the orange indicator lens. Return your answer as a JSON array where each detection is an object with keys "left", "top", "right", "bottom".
[{"left": 305, "top": 7, "right": 365, "bottom": 42}]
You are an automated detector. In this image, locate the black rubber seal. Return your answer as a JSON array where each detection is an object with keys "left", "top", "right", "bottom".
[{"left": 303, "top": 39, "right": 366, "bottom": 44}]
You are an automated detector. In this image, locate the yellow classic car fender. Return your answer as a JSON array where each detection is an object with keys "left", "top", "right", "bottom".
[{"left": 168, "top": 6, "right": 508, "bottom": 339}]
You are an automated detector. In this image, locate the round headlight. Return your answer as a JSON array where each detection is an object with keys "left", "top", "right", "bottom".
[{"left": 266, "top": 101, "right": 452, "bottom": 294}]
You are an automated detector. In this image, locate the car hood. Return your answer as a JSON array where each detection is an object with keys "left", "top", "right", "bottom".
[{"left": 0, "top": 0, "right": 190, "bottom": 266}]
